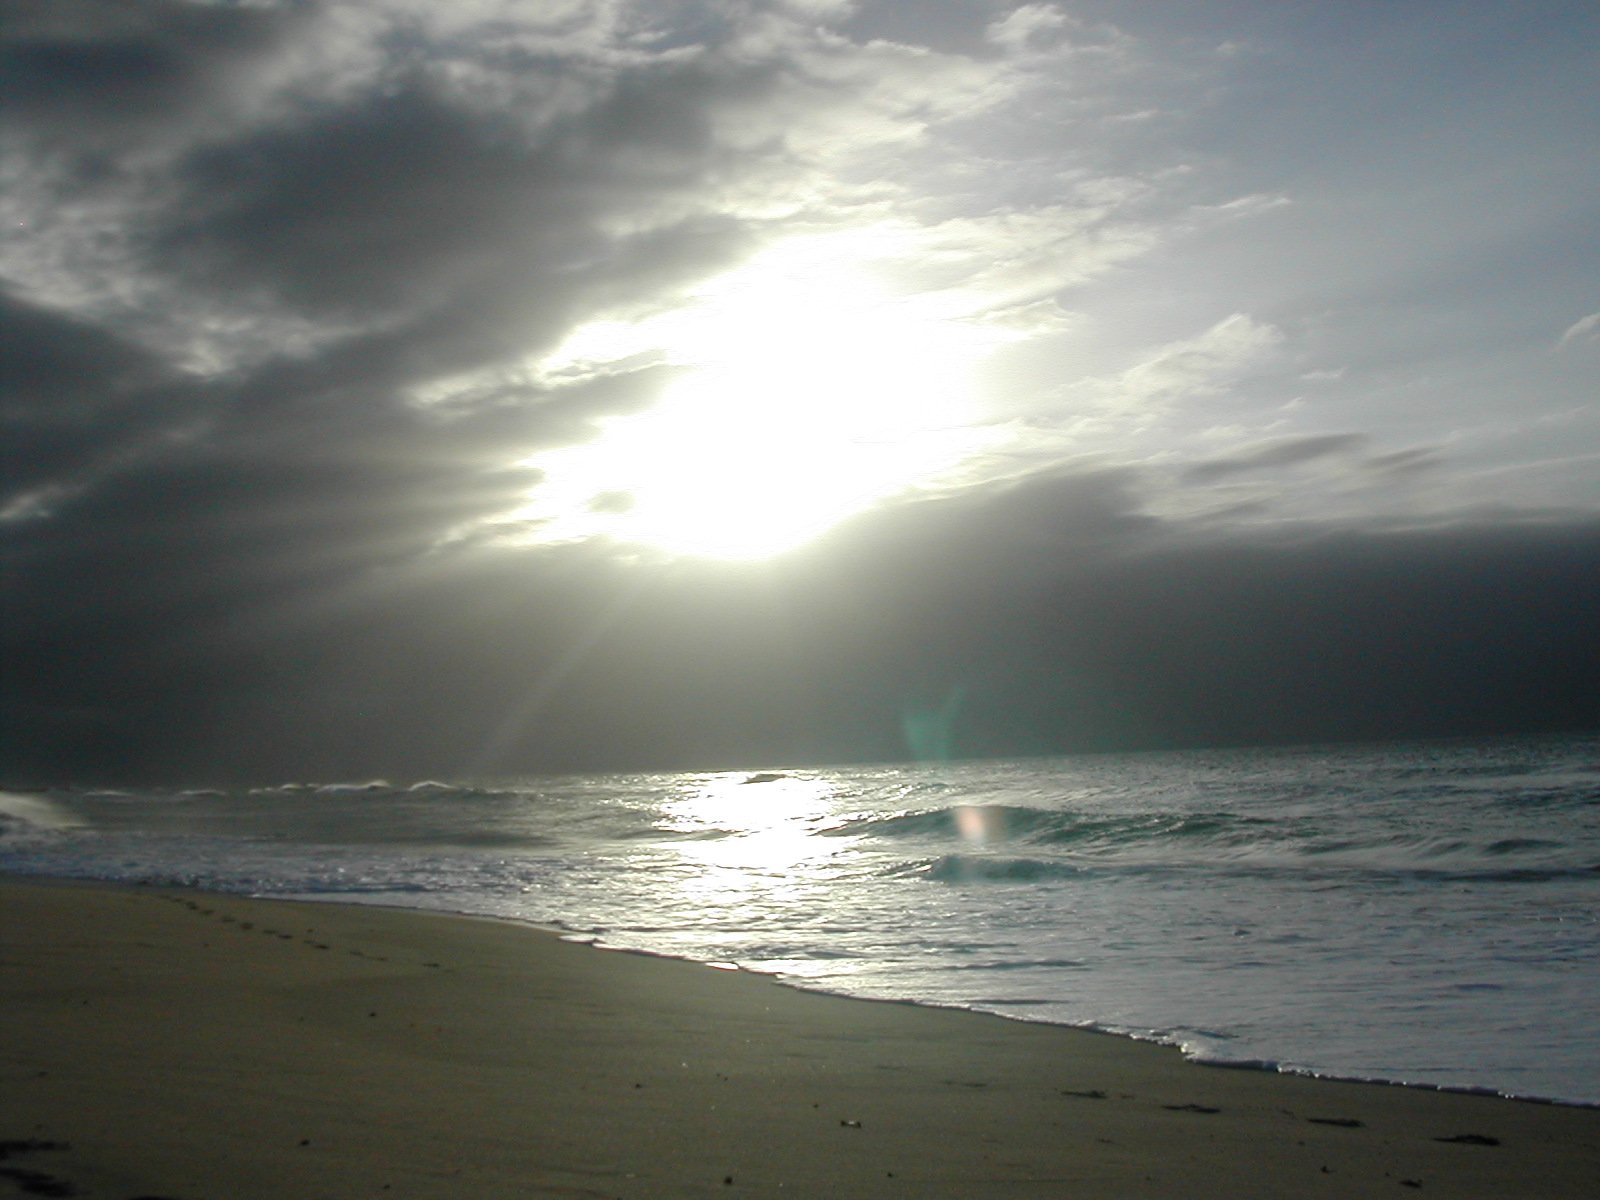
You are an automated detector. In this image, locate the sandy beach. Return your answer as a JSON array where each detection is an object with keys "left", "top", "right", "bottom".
[{"left": 2, "top": 878, "right": 1596, "bottom": 1199}]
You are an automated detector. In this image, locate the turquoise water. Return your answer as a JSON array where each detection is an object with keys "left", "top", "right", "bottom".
[{"left": 4, "top": 734, "right": 1597, "bottom": 1103}]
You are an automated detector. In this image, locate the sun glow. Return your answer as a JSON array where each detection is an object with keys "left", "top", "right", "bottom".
[{"left": 513, "top": 228, "right": 1011, "bottom": 559}]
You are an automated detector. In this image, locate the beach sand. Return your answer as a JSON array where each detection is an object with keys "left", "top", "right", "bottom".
[{"left": 3, "top": 879, "right": 1596, "bottom": 1198}]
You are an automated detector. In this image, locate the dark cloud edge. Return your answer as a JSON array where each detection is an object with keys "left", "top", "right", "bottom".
[{"left": 6, "top": 458, "right": 1598, "bottom": 786}]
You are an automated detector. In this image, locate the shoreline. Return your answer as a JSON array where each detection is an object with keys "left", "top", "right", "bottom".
[
  {"left": 4, "top": 876, "right": 1599, "bottom": 1198},
  {"left": 393, "top": 908, "right": 1600, "bottom": 1113},
  {"left": 12, "top": 868, "right": 1596, "bottom": 1112}
]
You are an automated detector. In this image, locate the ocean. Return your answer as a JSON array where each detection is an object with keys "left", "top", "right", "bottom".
[{"left": 3, "top": 734, "right": 1597, "bottom": 1105}]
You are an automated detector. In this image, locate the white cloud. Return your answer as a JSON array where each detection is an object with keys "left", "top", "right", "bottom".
[
  {"left": 772, "top": 0, "right": 858, "bottom": 19},
  {"left": 1107, "top": 314, "right": 1285, "bottom": 411},
  {"left": 1557, "top": 311, "right": 1600, "bottom": 349},
  {"left": 938, "top": 314, "right": 1289, "bottom": 500},
  {"left": 986, "top": 5, "right": 1070, "bottom": 54}
]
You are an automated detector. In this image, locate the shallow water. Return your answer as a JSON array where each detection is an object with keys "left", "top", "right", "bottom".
[{"left": 5, "top": 733, "right": 1598, "bottom": 1103}]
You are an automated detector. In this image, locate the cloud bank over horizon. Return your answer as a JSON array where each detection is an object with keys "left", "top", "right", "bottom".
[{"left": 3, "top": 1, "right": 1597, "bottom": 782}]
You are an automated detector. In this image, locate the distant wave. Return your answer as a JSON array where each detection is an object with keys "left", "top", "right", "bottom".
[
  {"left": 824, "top": 803, "right": 1086, "bottom": 841},
  {"left": 246, "top": 780, "right": 539, "bottom": 806},
  {"left": 824, "top": 803, "right": 1280, "bottom": 848},
  {"left": 918, "top": 854, "right": 1088, "bottom": 883},
  {"left": 822, "top": 800, "right": 1589, "bottom": 882},
  {"left": 0, "top": 790, "right": 84, "bottom": 835}
]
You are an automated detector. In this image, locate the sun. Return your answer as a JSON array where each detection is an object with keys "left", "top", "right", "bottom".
[{"left": 511, "top": 226, "right": 1011, "bottom": 560}]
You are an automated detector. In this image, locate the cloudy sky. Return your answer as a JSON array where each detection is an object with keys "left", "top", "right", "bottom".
[{"left": 3, "top": 0, "right": 1597, "bottom": 784}]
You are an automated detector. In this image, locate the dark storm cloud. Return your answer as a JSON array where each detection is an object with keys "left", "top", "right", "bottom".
[
  {"left": 162, "top": 86, "right": 559, "bottom": 317},
  {"left": 155, "top": 71, "right": 749, "bottom": 324},
  {"left": 0, "top": 258, "right": 683, "bottom": 595},
  {"left": 0, "top": 291, "right": 164, "bottom": 417},
  {"left": 3, "top": 2, "right": 1598, "bottom": 785},
  {"left": 10, "top": 434, "right": 1597, "bottom": 785},
  {"left": 0, "top": 0, "right": 301, "bottom": 140},
  {"left": 0, "top": 290, "right": 209, "bottom": 513},
  {"left": 766, "top": 486, "right": 1600, "bottom": 765}
]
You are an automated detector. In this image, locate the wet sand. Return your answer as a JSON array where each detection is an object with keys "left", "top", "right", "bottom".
[{"left": 3, "top": 877, "right": 1597, "bottom": 1198}]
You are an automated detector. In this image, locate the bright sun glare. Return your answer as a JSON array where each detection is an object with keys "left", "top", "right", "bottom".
[{"left": 511, "top": 227, "right": 1010, "bottom": 560}]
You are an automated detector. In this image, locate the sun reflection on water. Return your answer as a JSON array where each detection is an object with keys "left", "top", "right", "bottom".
[{"left": 646, "top": 772, "right": 854, "bottom": 932}]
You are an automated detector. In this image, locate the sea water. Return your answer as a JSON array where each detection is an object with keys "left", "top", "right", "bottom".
[{"left": 3, "top": 734, "right": 1597, "bottom": 1104}]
